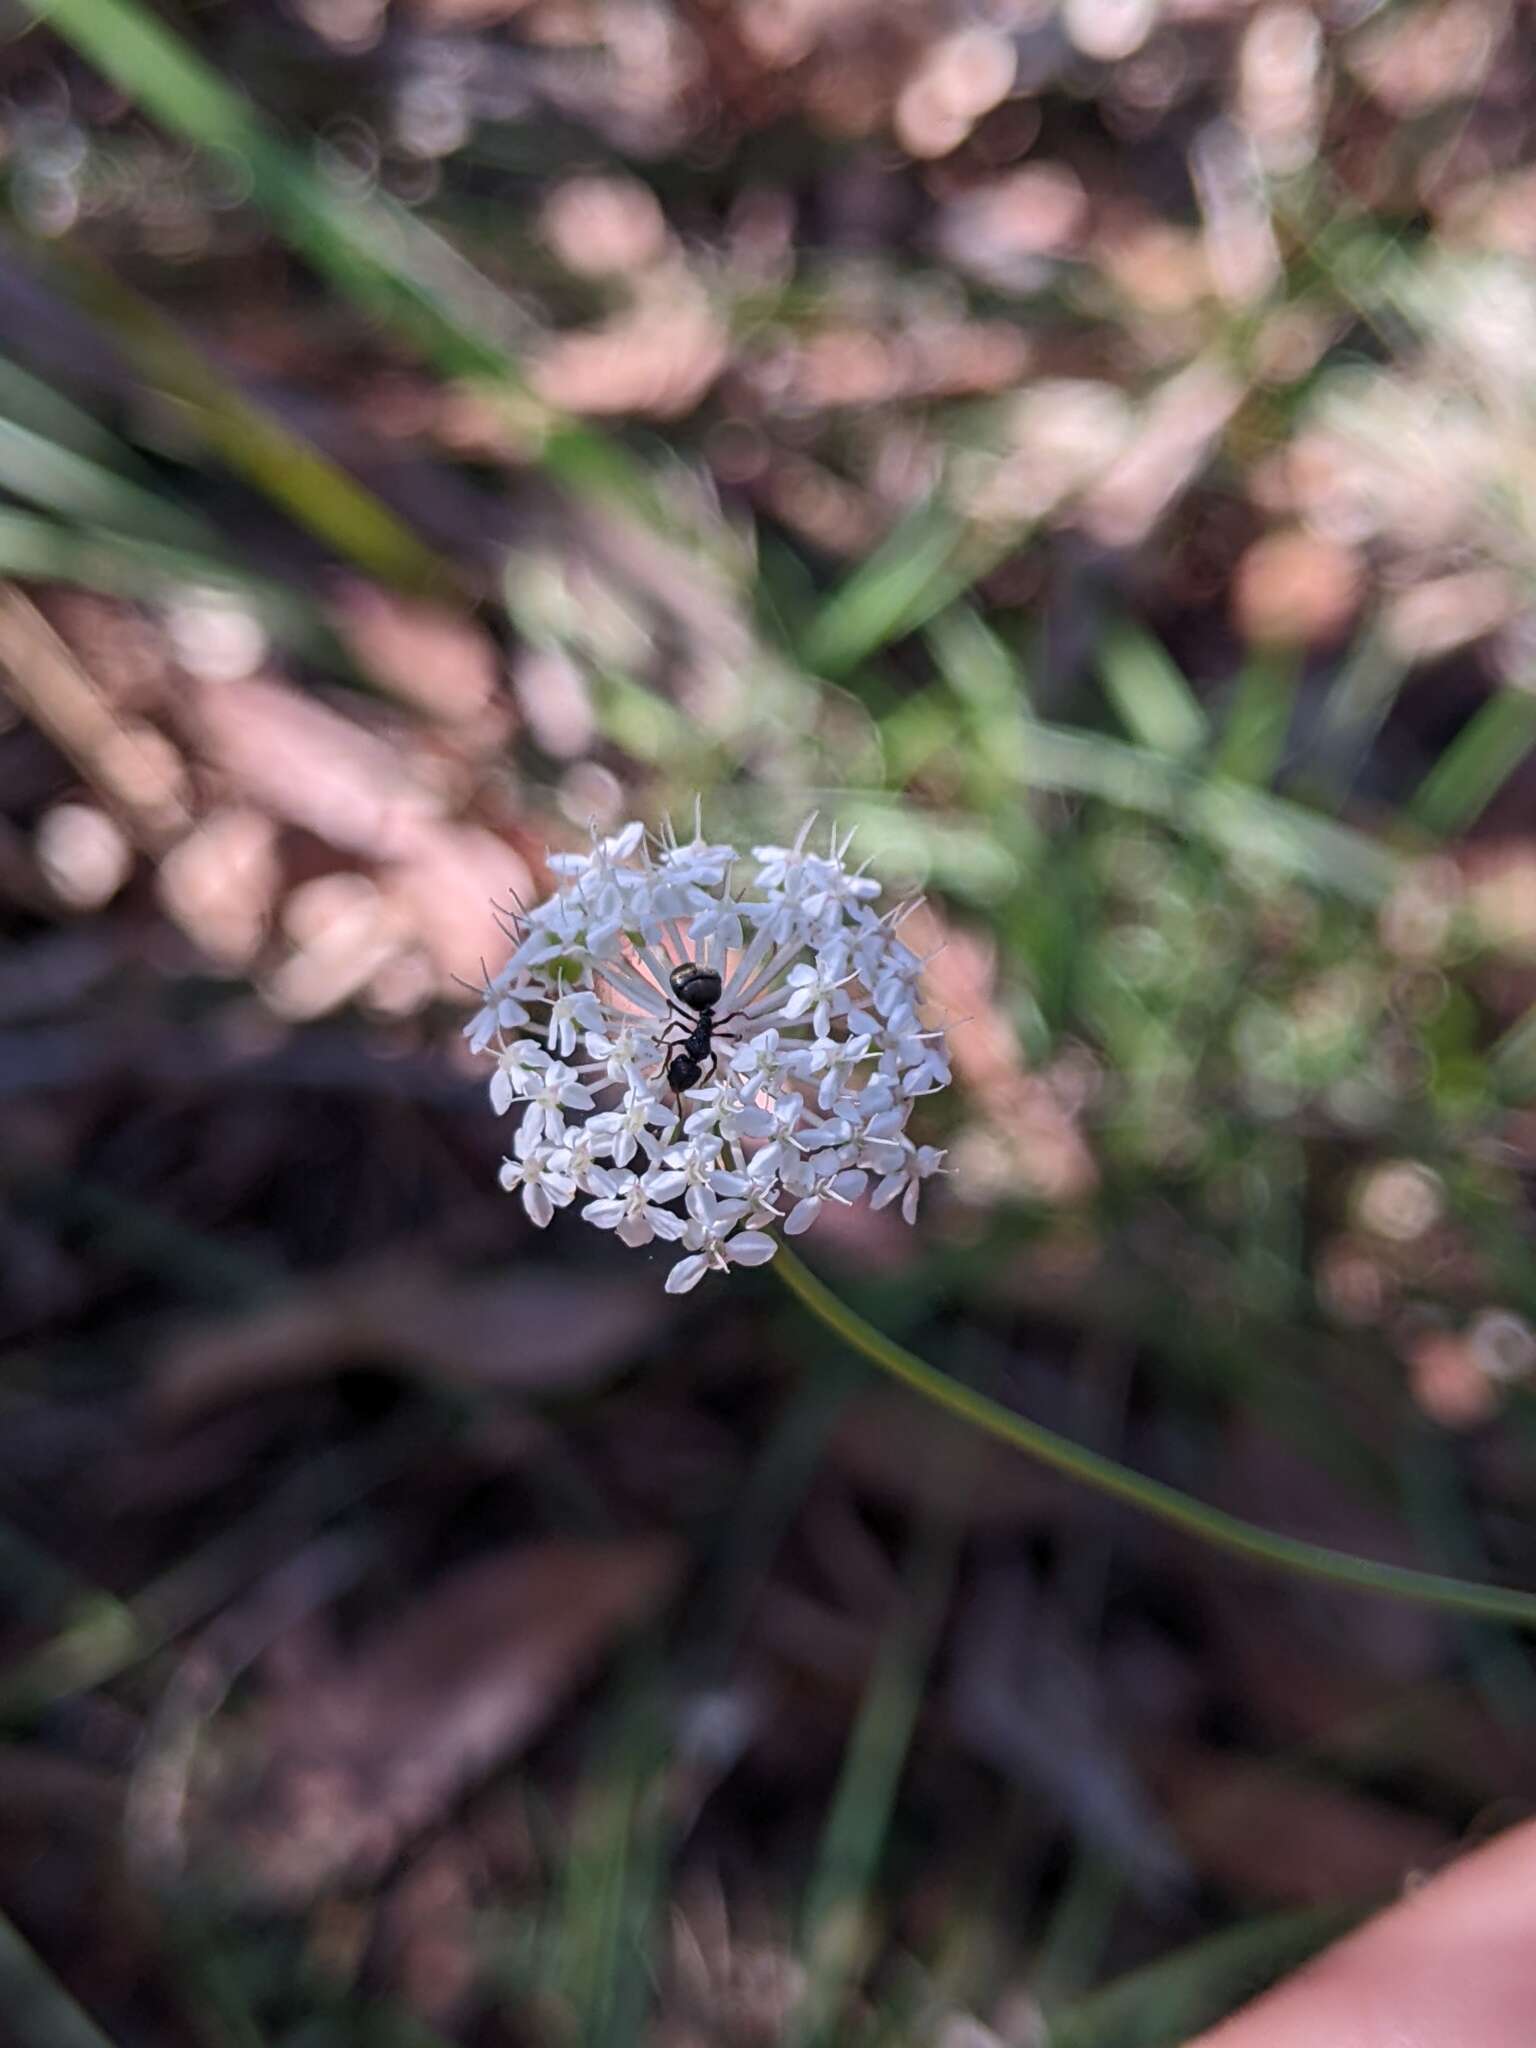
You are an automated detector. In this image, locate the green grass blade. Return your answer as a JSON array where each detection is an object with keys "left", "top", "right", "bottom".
[
  {"left": 922, "top": 606, "right": 1047, "bottom": 865},
  {"left": 695, "top": 1350, "right": 861, "bottom": 1674},
  {"left": 0, "top": 352, "right": 151, "bottom": 467},
  {"left": 1398, "top": 1424, "right": 1536, "bottom": 1730},
  {"left": 1408, "top": 688, "right": 1536, "bottom": 837},
  {"left": 927, "top": 604, "right": 1035, "bottom": 721},
  {"left": 879, "top": 681, "right": 965, "bottom": 785},
  {"left": 26, "top": 0, "right": 650, "bottom": 511},
  {"left": 1490, "top": 1002, "right": 1536, "bottom": 1100},
  {"left": 30, "top": 238, "right": 458, "bottom": 593},
  {"left": 1034, "top": 1850, "right": 1126, "bottom": 2008},
  {"left": 1305, "top": 626, "right": 1410, "bottom": 794},
  {"left": 0, "top": 415, "right": 212, "bottom": 549},
  {"left": 0, "top": 508, "right": 343, "bottom": 664},
  {"left": 801, "top": 506, "right": 998, "bottom": 678},
  {"left": 0, "top": 1906, "right": 124, "bottom": 2048},
  {"left": 1098, "top": 624, "right": 1208, "bottom": 759},
  {"left": 817, "top": 720, "right": 1398, "bottom": 900},
  {"left": 549, "top": 1667, "right": 671, "bottom": 2048},
  {"left": 790, "top": 1527, "right": 957, "bottom": 2048},
  {"left": 832, "top": 797, "right": 1026, "bottom": 900},
  {"left": 26, "top": 0, "right": 507, "bottom": 377},
  {"left": 1046, "top": 1901, "right": 1363, "bottom": 2048},
  {"left": 1214, "top": 649, "right": 1298, "bottom": 785},
  {"left": 991, "top": 721, "right": 1399, "bottom": 902}
]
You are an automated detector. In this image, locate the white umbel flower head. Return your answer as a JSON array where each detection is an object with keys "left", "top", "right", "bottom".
[{"left": 466, "top": 811, "right": 949, "bottom": 1291}]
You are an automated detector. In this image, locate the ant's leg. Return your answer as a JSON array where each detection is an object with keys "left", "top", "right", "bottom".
[{"left": 650, "top": 1024, "right": 689, "bottom": 1082}]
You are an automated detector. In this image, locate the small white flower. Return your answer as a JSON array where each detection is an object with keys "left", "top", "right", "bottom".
[
  {"left": 588, "top": 1090, "right": 675, "bottom": 1168},
  {"left": 664, "top": 1186, "right": 779, "bottom": 1293},
  {"left": 466, "top": 987, "right": 535, "bottom": 1056},
  {"left": 546, "top": 985, "right": 606, "bottom": 1058},
  {"left": 781, "top": 1154, "right": 867, "bottom": 1236},
  {"left": 781, "top": 953, "right": 852, "bottom": 1037},
  {"left": 585, "top": 1022, "right": 660, "bottom": 1084},
  {"left": 470, "top": 813, "right": 950, "bottom": 1285},
  {"left": 802, "top": 1030, "right": 874, "bottom": 1112},
  {"left": 562, "top": 1123, "right": 620, "bottom": 1196},
  {"left": 489, "top": 1039, "right": 550, "bottom": 1116},
  {"left": 646, "top": 1135, "right": 751, "bottom": 1206},
  {"left": 583, "top": 1170, "right": 690, "bottom": 1248},
  {"left": 870, "top": 1142, "right": 948, "bottom": 1225},
  {"left": 498, "top": 1123, "right": 577, "bottom": 1227},
  {"left": 522, "top": 1060, "right": 597, "bottom": 1144}
]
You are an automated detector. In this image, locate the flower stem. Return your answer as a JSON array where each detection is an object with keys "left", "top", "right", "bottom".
[{"left": 773, "top": 1246, "right": 1536, "bottom": 1628}]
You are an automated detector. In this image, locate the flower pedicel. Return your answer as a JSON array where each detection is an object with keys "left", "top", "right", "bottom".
[{"left": 465, "top": 815, "right": 950, "bottom": 1292}]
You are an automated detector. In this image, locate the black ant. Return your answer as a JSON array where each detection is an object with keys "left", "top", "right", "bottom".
[{"left": 659, "top": 960, "right": 740, "bottom": 1095}]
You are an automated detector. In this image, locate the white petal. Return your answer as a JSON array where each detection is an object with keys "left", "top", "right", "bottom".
[
  {"left": 605, "top": 820, "right": 646, "bottom": 859},
  {"left": 785, "top": 1197, "right": 821, "bottom": 1235},
  {"left": 727, "top": 1231, "right": 777, "bottom": 1267},
  {"left": 490, "top": 1068, "right": 515, "bottom": 1116},
  {"left": 524, "top": 1182, "right": 554, "bottom": 1227},
  {"left": 729, "top": 1105, "right": 776, "bottom": 1139},
  {"left": 582, "top": 1200, "right": 626, "bottom": 1229},
  {"left": 665, "top": 1254, "right": 710, "bottom": 1295},
  {"left": 647, "top": 1207, "right": 689, "bottom": 1241}
]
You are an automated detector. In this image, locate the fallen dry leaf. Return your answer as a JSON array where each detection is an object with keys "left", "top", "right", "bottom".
[
  {"left": 1082, "top": 362, "right": 1244, "bottom": 549},
  {"left": 155, "top": 806, "right": 280, "bottom": 969},
  {"left": 828, "top": 1389, "right": 1081, "bottom": 1529},
  {"left": 0, "top": 589, "right": 190, "bottom": 852},
  {"left": 910, "top": 904, "right": 1097, "bottom": 1202},
  {"left": 1232, "top": 528, "right": 1362, "bottom": 647},
  {"left": 180, "top": 671, "right": 441, "bottom": 860},
  {"left": 530, "top": 294, "right": 727, "bottom": 420},
  {"left": 1211, "top": 1420, "right": 1442, "bottom": 1681},
  {"left": 328, "top": 583, "right": 504, "bottom": 727},
  {"left": 1208, "top": 1587, "right": 1536, "bottom": 1803},
  {"left": 1155, "top": 1744, "right": 1452, "bottom": 1905},
  {"left": 381, "top": 819, "right": 534, "bottom": 987},
  {"left": 152, "top": 1257, "right": 666, "bottom": 1420},
  {"left": 221, "top": 1536, "right": 682, "bottom": 1898},
  {"left": 948, "top": 1561, "right": 1190, "bottom": 1899}
]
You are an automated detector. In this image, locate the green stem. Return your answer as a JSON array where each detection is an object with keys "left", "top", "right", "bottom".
[{"left": 774, "top": 1247, "right": 1536, "bottom": 1629}]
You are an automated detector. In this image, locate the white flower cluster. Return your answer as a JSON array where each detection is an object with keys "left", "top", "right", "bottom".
[{"left": 465, "top": 815, "right": 949, "bottom": 1292}]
